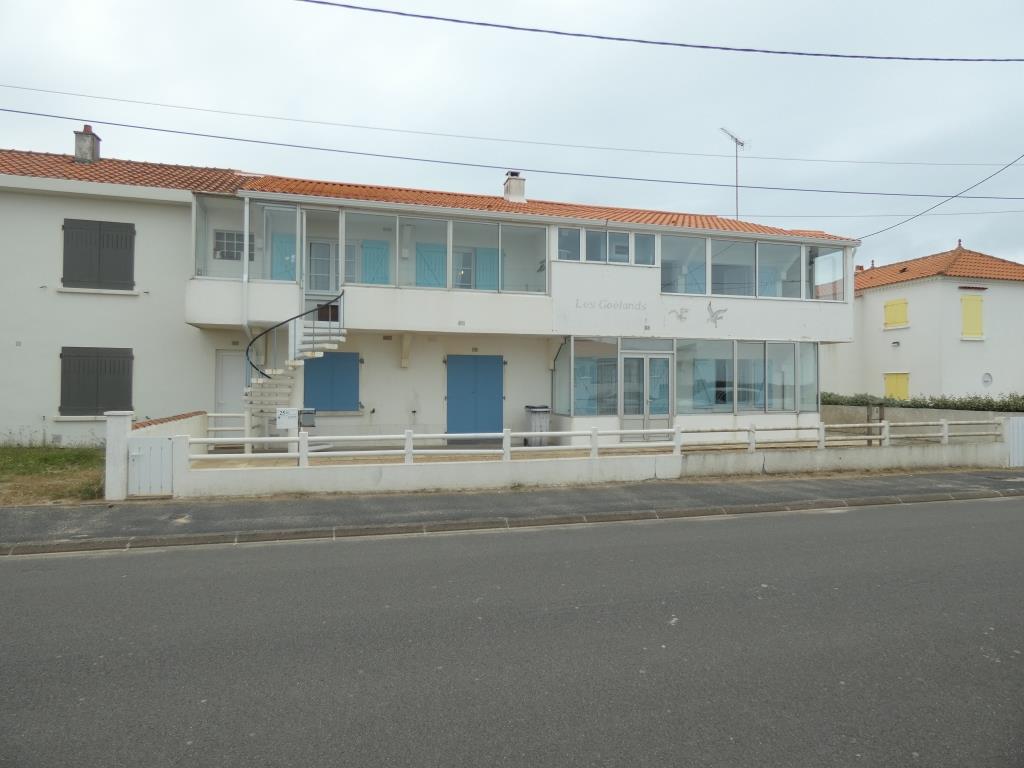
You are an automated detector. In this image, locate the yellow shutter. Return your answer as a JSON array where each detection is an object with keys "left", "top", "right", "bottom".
[
  {"left": 884, "top": 373, "right": 909, "bottom": 400},
  {"left": 961, "top": 295, "right": 983, "bottom": 338},
  {"left": 883, "top": 299, "right": 908, "bottom": 328}
]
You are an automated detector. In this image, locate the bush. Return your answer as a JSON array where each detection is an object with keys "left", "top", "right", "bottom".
[{"left": 821, "top": 392, "right": 1024, "bottom": 412}]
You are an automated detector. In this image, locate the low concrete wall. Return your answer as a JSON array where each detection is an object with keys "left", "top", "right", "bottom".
[
  {"left": 169, "top": 439, "right": 1010, "bottom": 499},
  {"left": 823, "top": 404, "right": 1017, "bottom": 426}
]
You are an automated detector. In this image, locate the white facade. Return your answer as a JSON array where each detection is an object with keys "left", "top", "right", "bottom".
[
  {"left": 0, "top": 143, "right": 859, "bottom": 446},
  {"left": 821, "top": 275, "right": 1024, "bottom": 398}
]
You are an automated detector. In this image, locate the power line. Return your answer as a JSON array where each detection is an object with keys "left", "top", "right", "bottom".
[
  {"left": 296, "top": 0, "right": 1024, "bottom": 63},
  {"left": 724, "top": 209, "right": 1024, "bottom": 219},
  {"left": 0, "top": 82, "right": 1013, "bottom": 169},
  {"left": 5, "top": 107, "right": 1024, "bottom": 203},
  {"left": 858, "top": 149, "right": 1024, "bottom": 238}
]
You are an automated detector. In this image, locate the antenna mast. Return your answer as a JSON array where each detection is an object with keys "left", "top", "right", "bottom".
[{"left": 720, "top": 127, "right": 746, "bottom": 219}]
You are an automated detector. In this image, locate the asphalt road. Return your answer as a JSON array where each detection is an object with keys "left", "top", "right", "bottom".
[{"left": 2, "top": 498, "right": 1023, "bottom": 767}]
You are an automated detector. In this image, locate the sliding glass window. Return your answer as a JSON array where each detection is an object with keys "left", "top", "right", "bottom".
[
  {"left": 557, "top": 227, "right": 581, "bottom": 261},
  {"left": 344, "top": 212, "right": 395, "bottom": 286},
  {"left": 799, "top": 342, "right": 818, "bottom": 411},
  {"left": 766, "top": 342, "right": 796, "bottom": 411},
  {"left": 397, "top": 217, "right": 447, "bottom": 288},
  {"left": 661, "top": 235, "right": 706, "bottom": 294},
  {"left": 807, "top": 246, "right": 844, "bottom": 300},
  {"left": 711, "top": 239, "right": 756, "bottom": 296},
  {"left": 736, "top": 342, "right": 765, "bottom": 410},
  {"left": 585, "top": 229, "right": 607, "bottom": 262},
  {"left": 452, "top": 221, "right": 499, "bottom": 291},
  {"left": 757, "top": 243, "right": 802, "bottom": 298},
  {"left": 676, "top": 340, "right": 734, "bottom": 413},
  {"left": 552, "top": 341, "right": 571, "bottom": 415},
  {"left": 635, "top": 233, "right": 655, "bottom": 266},
  {"left": 501, "top": 224, "right": 546, "bottom": 293}
]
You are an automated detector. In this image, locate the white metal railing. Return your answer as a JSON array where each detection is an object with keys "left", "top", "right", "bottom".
[{"left": 183, "top": 418, "right": 1004, "bottom": 468}]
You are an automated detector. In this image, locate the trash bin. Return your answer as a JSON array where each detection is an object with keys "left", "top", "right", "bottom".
[{"left": 524, "top": 405, "right": 551, "bottom": 446}]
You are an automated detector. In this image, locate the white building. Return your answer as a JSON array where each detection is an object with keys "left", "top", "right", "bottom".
[
  {"left": 0, "top": 126, "right": 858, "bottom": 446},
  {"left": 821, "top": 242, "right": 1024, "bottom": 399}
]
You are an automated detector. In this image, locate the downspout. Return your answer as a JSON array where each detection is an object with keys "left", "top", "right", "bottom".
[{"left": 241, "top": 196, "right": 251, "bottom": 340}]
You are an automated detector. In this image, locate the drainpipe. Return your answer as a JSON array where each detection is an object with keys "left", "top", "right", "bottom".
[{"left": 241, "top": 197, "right": 251, "bottom": 340}]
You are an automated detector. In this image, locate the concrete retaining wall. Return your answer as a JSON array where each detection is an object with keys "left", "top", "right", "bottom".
[
  {"left": 823, "top": 404, "right": 1019, "bottom": 426},
  {"left": 169, "top": 439, "right": 1010, "bottom": 499}
]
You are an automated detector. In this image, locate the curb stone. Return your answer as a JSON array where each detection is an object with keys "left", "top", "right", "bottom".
[{"left": 0, "top": 489, "right": 1013, "bottom": 557}]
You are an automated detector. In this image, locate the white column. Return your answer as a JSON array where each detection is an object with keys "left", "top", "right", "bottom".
[
  {"left": 103, "top": 411, "right": 133, "bottom": 501},
  {"left": 171, "top": 435, "right": 191, "bottom": 498}
]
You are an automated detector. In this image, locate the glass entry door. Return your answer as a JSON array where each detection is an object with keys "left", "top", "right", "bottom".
[{"left": 620, "top": 354, "right": 673, "bottom": 438}]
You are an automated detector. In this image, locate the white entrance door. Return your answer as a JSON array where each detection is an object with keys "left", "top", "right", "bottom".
[{"left": 215, "top": 350, "right": 246, "bottom": 414}]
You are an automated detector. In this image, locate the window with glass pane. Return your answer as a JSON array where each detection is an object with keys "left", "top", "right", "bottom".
[
  {"left": 676, "top": 339, "right": 733, "bottom": 413},
  {"left": 307, "top": 242, "right": 333, "bottom": 292},
  {"left": 799, "top": 342, "right": 818, "bottom": 411},
  {"left": 807, "top": 246, "right": 844, "bottom": 300},
  {"left": 635, "top": 233, "right": 655, "bottom": 265},
  {"left": 585, "top": 230, "right": 607, "bottom": 262},
  {"left": 711, "top": 239, "right": 755, "bottom": 296},
  {"left": 757, "top": 243, "right": 802, "bottom": 298},
  {"left": 766, "top": 343, "right": 796, "bottom": 411},
  {"left": 553, "top": 341, "right": 571, "bottom": 415},
  {"left": 252, "top": 203, "right": 298, "bottom": 281},
  {"left": 573, "top": 338, "right": 618, "bottom": 416},
  {"left": 398, "top": 217, "right": 447, "bottom": 288},
  {"left": 344, "top": 212, "right": 395, "bottom": 285},
  {"left": 608, "top": 232, "right": 629, "bottom": 263},
  {"left": 736, "top": 341, "right": 765, "bottom": 411},
  {"left": 452, "top": 221, "right": 499, "bottom": 291},
  {"left": 558, "top": 228, "right": 581, "bottom": 261},
  {"left": 501, "top": 224, "right": 546, "bottom": 293},
  {"left": 661, "top": 235, "right": 706, "bottom": 294}
]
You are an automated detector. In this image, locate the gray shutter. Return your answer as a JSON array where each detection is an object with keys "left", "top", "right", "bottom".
[
  {"left": 62, "top": 220, "right": 100, "bottom": 288},
  {"left": 96, "top": 348, "right": 133, "bottom": 412},
  {"left": 59, "top": 347, "right": 100, "bottom": 415},
  {"left": 98, "top": 222, "right": 135, "bottom": 290}
]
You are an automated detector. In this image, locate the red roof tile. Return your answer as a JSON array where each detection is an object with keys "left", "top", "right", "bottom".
[
  {"left": 0, "top": 149, "right": 244, "bottom": 193},
  {"left": 240, "top": 174, "right": 854, "bottom": 240},
  {"left": 0, "top": 147, "right": 854, "bottom": 241},
  {"left": 855, "top": 242, "right": 1024, "bottom": 291}
]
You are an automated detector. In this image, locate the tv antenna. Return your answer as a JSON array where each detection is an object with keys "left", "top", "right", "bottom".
[{"left": 720, "top": 127, "right": 746, "bottom": 219}]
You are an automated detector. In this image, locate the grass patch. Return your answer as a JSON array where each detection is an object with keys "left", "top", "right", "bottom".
[{"left": 0, "top": 446, "right": 105, "bottom": 505}]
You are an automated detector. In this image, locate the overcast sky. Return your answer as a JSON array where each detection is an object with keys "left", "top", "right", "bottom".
[{"left": 1, "top": 0, "right": 1022, "bottom": 266}]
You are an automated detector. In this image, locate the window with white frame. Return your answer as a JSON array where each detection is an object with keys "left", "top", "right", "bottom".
[{"left": 213, "top": 230, "right": 254, "bottom": 261}]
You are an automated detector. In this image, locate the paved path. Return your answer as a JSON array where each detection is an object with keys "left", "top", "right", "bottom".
[
  {"left": 2, "top": 469, "right": 1024, "bottom": 554},
  {"left": 2, "top": 497, "right": 1023, "bottom": 767}
]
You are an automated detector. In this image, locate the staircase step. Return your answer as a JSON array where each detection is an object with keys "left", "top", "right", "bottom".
[{"left": 297, "top": 343, "right": 339, "bottom": 352}]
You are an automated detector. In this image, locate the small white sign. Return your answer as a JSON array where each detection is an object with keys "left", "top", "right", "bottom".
[{"left": 275, "top": 408, "right": 298, "bottom": 429}]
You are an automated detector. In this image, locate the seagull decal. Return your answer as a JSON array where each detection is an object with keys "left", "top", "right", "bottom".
[
  {"left": 668, "top": 307, "right": 689, "bottom": 323},
  {"left": 707, "top": 302, "right": 728, "bottom": 327}
]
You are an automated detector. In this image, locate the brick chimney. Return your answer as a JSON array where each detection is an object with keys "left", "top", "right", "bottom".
[
  {"left": 74, "top": 124, "right": 101, "bottom": 163},
  {"left": 503, "top": 170, "right": 526, "bottom": 203}
]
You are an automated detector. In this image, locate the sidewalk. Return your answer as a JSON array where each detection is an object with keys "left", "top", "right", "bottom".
[{"left": 2, "top": 469, "right": 1023, "bottom": 555}]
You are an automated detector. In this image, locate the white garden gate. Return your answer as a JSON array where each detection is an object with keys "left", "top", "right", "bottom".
[{"left": 127, "top": 436, "right": 174, "bottom": 497}]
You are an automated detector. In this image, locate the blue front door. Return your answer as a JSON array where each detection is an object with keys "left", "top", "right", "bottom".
[{"left": 446, "top": 355, "right": 503, "bottom": 434}]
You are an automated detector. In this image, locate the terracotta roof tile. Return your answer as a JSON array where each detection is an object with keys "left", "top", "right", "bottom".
[
  {"left": 239, "top": 174, "right": 854, "bottom": 241},
  {"left": 0, "top": 147, "right": 855, "bottom": 241},
  {"left": 855, "top": 242, "right": 1024, "bottom": 291},
  {"left": 0, "top": 149, "right": 244, "bottom": 193}
]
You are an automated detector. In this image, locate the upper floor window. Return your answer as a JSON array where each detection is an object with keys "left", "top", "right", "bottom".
[
  {"left": 62, "top": 219, "right": 135, "bottom": 290},
  {"left": 557, "top": 227, "right": 581, "bottom": 261},
  {"left": 883, "top": 299, "right": 908, "bottom": 329},
  {"left": 558, "top": 227, "right": 655, "bottom": 266},
  {"left": 711, "top": 239, "right": 756, "bottom": 297},
  {"left": 661, "top": 235, "right": 706, "bottom": 294},
  {"left": 807, "top": 246, "right": 844, "bottom": 300},
  {"left": 961, "top": 295, "right": 983, "bottom": 339},
  {"left": 757, "top": 243, "right": 802, "bottom": 298},
  {"left": 213, "top": 230, "right": 254, "bottom": 261}
]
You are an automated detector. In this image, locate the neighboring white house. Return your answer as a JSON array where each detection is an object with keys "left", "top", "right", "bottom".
[
  {"left": 821, "top": 241, "right": 1024, "bottom": 399},
  {"left": 0, "top": 126, "right": 858, "bottom": 446}
]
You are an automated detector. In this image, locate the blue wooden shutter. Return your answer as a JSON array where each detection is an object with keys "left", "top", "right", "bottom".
[
  {"left": 415, "top": 243, "right": 446, "bottom": 287},
  {"left": 361, "top": 240, "right": 391, "bottom": 285},
  {"left": 304, "top": 352, "right": 359, "bottom": 411}
]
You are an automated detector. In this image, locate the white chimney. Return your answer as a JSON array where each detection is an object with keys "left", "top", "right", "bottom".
[
  {"left": 74, "top": 124, "right": 101, "bottom": 164},
  {"left": 503, "top": 170, "right": 526, "bottom": 203}
]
